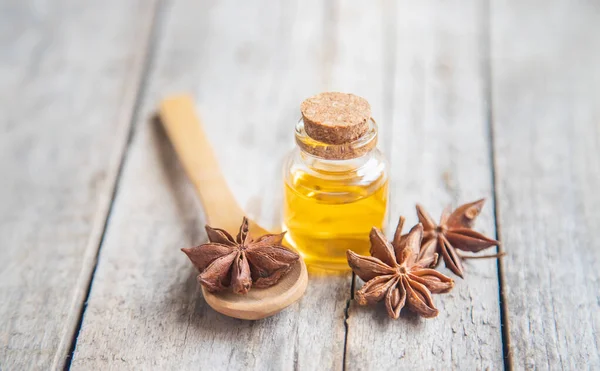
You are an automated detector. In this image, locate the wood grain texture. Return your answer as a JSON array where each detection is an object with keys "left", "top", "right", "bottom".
[
  {"left": 0, "top": 1, "right": 157, "bottom": 370},
  {"left": 70, "top": 0, "right": 389, "bottom": 369},
  {"left": 491, "top": 1, "right": 600, "bottom": 369},
  {"left": 345, "top": 1, "right": 504, "bottom": 370}
]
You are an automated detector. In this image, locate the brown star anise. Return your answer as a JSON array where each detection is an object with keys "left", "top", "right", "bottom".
[
  {"left": 416, "top": 199, "right": 500, "bottom": 278},
  {"left": 182, "top": 217, "right": 300, "bottom": 294},
  {"left": 346, "top": 217, "right": 454, "bottom": 319}
]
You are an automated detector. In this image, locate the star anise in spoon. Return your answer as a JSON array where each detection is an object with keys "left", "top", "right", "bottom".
[
  {"left": 416, "top": 199, "right": 501, "bottom": 278},
  {"left": 182, "top": 217, "right": 300, "bottom": 294},
  {"left": 346, "top": 217, "right": 454, "bottom": 319}
]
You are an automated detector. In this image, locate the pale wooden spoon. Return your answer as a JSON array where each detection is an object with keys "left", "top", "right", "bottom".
[{"left": 159, "top": 95, "right": 308, "bottom": 320}]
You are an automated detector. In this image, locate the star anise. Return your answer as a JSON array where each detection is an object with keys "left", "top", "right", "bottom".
[
  {"left": 346, "top": 217, "right": 454, "bottom": 319},
  {"left": 182, "top": 217, "right": 300, "bottom": 294},
  {"left": 416, "top": 199, "right": 500, "bottom": 278}
]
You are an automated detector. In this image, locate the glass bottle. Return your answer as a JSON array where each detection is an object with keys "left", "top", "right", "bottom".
[{"left": 282, "top": 93, "right": 389, "bottom": 271}]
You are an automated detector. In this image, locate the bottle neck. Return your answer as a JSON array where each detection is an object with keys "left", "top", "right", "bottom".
[
  {"left": 294, "top": 118, "right": 379, "bottom": 161},
  {"left": 298, "top": 150, "right": 373, "bottom": 174}
]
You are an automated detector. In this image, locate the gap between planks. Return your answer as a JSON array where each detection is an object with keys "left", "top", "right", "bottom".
[{"left": 480, "top": 0, "right": 512, "bottom": 370}]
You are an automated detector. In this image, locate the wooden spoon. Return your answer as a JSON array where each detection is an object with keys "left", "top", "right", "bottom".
[{"left": 159, "top": 95, "right": 308, "bottom": 320}]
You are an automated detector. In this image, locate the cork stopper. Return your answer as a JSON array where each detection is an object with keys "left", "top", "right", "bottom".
[{"left": 300, "top": 92, "right": 371, "bottom": 145}]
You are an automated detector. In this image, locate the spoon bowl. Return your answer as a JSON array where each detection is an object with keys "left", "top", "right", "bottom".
[{"left": 202, "top": 259, "right": 307, "bottom": 320}]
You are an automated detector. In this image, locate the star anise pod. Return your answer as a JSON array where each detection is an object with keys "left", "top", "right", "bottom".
[
  {"left": 416, "top": 199, "right": 500, "bottom": 278},
  {"left": 182, "top": 217, "right": 300, "bottom": 294},
  {"left": 346, "top": 217, "right": 454, "bottom": 319}
]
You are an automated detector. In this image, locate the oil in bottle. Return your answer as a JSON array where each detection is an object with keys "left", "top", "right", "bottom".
[{"left": 282, "top": 92, "right": 389, "bottom": 271}]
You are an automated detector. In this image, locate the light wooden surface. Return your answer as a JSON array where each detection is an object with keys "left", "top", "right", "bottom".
[
  {"left": 491, "top": 0, "right": 600, "bottom": 369},
  {"left": 0, "top": 0, "right": 157, "bottom": 370},
  {"left": 1, "top": 0, "right": 598, "bottom": 370}
]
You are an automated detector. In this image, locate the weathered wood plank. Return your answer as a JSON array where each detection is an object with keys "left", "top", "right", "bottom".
[
  {"left": 70, "top": 0, "right": 388, "bottom": 369},
  {"left": 0, "top": 0, "right": 157, "bottom": 370},
  {"left": 491, "top": 1, "right": 600, "bottom": 369},
  {"left": 345, "top": 1, "right": 504, "bottom": 369}
]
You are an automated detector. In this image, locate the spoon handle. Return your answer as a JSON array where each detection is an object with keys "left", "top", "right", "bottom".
[
  {"left": 160, "top": 95, "right": 307, "bottom": 320},
  {"left": 159, "top": 95, "right": 268, "bottom": 235}
]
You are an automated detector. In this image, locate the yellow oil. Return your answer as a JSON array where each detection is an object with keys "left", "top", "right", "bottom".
[{"left": 283, "top": 170, "right": 388, "bottom": 271}]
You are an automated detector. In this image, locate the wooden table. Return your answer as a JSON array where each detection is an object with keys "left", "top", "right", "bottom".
[{"left": 1, "top": 1, "right": 598, "bottom": 370}]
